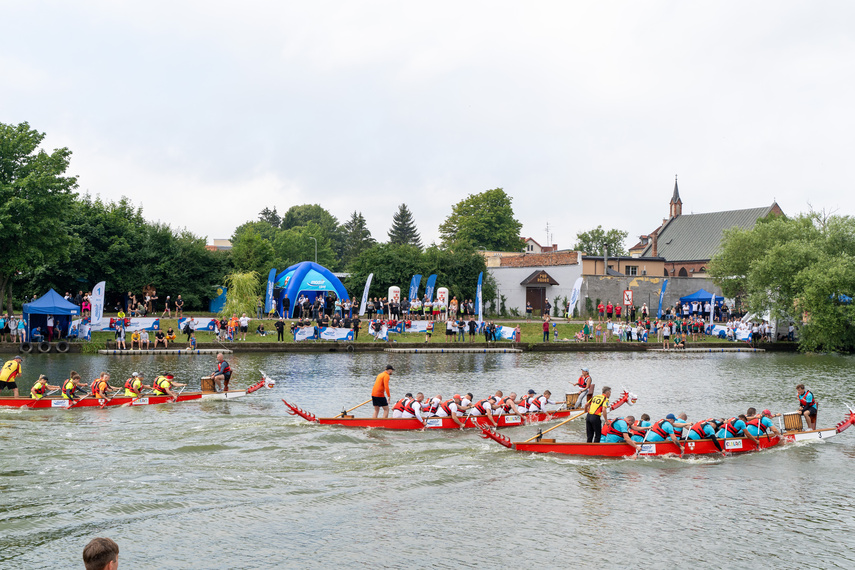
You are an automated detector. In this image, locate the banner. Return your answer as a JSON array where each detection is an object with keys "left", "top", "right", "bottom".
[
  {"left": 84, "top": 317, "right": 161, "bottom": 332},
  {"left": 178, "top": 317, "right": 217, "bottom": 332},
  {"left": 494, "top": 325, "right": 516, "bottom": 340},
  {"left": 368, "top": 321, "right": 388, "bottom": 340},
  {"left": 91, "top": 281, "right": 106, "bottom": 325},
  {"left": 424, "top": 274, "right": 438, "bottom": 302},
  {"left": 401, "top": 320, "right": 429, "bottom": 333},
  {"left": 709, "top": 290, "right": 716, "bottom": 325},
  {"left": 657, "top": 278, "right": 669, "bottom": 318},
  {"left": 408, "top": 274, "right": 422, "bottom": 301},
  {"left": 293, "top": 326, "right": 317, "bottom": 341},
  {"left": 318, "top": 327, "right": 355, "bottom": 341},
  {"left": 359, "top": 273, "right": 373, "bottom": 316},
  {"left": 476, "top": 272, "right": 483, "bottom": 323},
  {"left": 567, "top": 277, "right": 583, "bottom": 317},
  {"left": 265, "top": 268, "right": 277, "bottom": 313}
]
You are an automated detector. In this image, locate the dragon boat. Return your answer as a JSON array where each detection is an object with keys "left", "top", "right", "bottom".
[
  {"left": 2, "top": 375, "right": 273, "bottom": 410},
  {"left": 478, "top": 407, "right": 855, "bottom": 458},
  {"left": 282, "top": 389, "right": 634, "bottom": 430}
]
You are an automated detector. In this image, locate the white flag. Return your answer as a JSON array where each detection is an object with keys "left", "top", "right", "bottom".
[{"left": 91, "top": 281, "right": 106, "bottom": 324}]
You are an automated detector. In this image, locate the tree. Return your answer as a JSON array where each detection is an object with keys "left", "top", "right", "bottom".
[
  {"left": 387, "top": 204, "right": 422, "bottom": 249},
  {"left": 258, "top": 206, "right": 281, "bottom": 227},
  {"left": 438, "top": 188, "right": 523, "bottom": 251},
  {"left": 281, "top": 204, "right": 344, "bottom": 268},
  {"left": 573, "top": 226, "right": 628, "bottom": 257},
  {"left": 709, "top": 212, "right": 855, "bottom": 352},
  {"left": 272, "top": 222, "right": 337, "bottom": 270},
  {"left": 222, "top": 271, "right": 260, "bottom": 317},
  {"left": 230, "top": 227, "right": 275, "bottom": 276},
  {"left": 341, "top": 211, "right": 375, "bottom": 264},
  {"left": 0, "top": 122, "right": 78, "bottom": 312}
]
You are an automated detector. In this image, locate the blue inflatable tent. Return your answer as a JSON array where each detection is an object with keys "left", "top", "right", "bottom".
[
  {"left": 679, "top": 289, "right": 724, "bottom": 305},
  {"left": 23, "top": 289, "right": 80, "bottom": 340},
  {"left": 272, "top": 262, "right": 349, "bottom": 318}
]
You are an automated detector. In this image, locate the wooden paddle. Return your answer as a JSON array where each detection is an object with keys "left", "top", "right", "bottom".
[
  {"left": 121, "top": 390, "right": 153, "bottom": 408},
  {"left": 522, "top": 410, "right": 586, "bottom": 443},
  {"left": 66, "top": 394, "right": 92, "bottom": 409},
  {"left": 334, "top": 399, "right": 372, "bottom": 418}
]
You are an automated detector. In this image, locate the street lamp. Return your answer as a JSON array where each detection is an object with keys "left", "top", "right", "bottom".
[{"left": 309, "top": 237, "right": 318, "bottom": 264}]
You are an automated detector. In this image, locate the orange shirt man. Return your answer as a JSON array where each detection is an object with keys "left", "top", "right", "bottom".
[{"left": 372, "top": 365, "right": 394, "bottom": 418}]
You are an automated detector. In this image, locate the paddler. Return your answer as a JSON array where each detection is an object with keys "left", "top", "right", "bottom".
[
  {"left": 527, "top": 390, "right": 558, "bottom": 413},
  {"left": 715, "top": 414, "right": 758, "bottom": 445},
  {"left": 61, "top": 372, "right": 88, "bottom": 401},
  {"left": 436, "top": 394, "right": 466, "bottom": 427},
  {"left": 123, "top": 372, "right": 152, "bottom": 397},
  {"left": 574, "top": 367, "right": 593, "bottom": 406},
  {"left": 745, "top": 409, "right": 782, "bottom": 440},
  {"left": 371, "top": 364, "right": 394, "bottom": 418},
  {"left": 499, "top": 392, "right": 523, "bottom": 415},
  {"left": 207, "top": 353, "right": 232, "bottom": 392},
  {"left": 668, "top": 413, "right": 691, "bottom": 439},
  {"left": 629, "top": 414, "right": 652, "bottom": 442},
  {"left": 152, "top": 373, "right": 186, "bottom": 403},
  {"left": 391, "top": 393, "right": 415, "bottom": 418},
  {"left": 0, "top": 355, "right": 23, "bottom": 397},
  {"left": 30, "top": 375, "right": 60, "bottom": 399},
  {"left": 423, "top": 394, "right": 442, "bottom": 417},
  {"left": 602, "top": 415, "right": 641, "bottom": 450},
  {"left": 796, "top": 384, "right": 818, "bottom": 430},
  {"left": 399, "top": 392, "right": 425, "bottom": 422},
  {"left": 585, "top": 386, "right": 611, "bottom": 443},
  {"left": 644, "top": 416, "right": 684, "bottom": 451},
  {"left": 469, "top": 396, "right": 499, "bottom": 427},
  {"left": 91, "top": 373, "right": 120, "bottom": 400}
]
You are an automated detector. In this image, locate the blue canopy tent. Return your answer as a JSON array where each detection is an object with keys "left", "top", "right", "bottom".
[
  {"left": 22, "top": 289, "right": 80, "bottom": 341},
  {"left": 273, "top": 262, "right": 349, "bottom": 318},
  {"left": 679, "top": 289, "right": 725, "bottom": 305}
]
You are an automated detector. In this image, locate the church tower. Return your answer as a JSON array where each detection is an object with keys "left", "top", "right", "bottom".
[{"left": 669, "top": 175, "right": 682, "bottom": 218}]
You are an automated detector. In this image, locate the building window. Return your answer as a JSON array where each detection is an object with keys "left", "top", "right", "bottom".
[
  {"left": 678, "top": 268, "right": 688, "bottom": 277},
  {"left": 626, "top": 266, "right": 638, "bottom": 276}
]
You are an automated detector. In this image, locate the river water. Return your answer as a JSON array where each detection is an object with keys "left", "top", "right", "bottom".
[{"left": 1, "top": 350, "right": 854, "bottom": 569}]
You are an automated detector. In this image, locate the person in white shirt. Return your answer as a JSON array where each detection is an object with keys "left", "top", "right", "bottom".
[
  {"left": 239, "top": 313, "right": 250, "bottom": 341},
  {"left": 527, "top": 390, "right": 558, "bottom": 413},
  {"left": 400, "top": 392, "right": 425, "bottom": 422},
  {"left": 436, "top": 394, "right": 466, "bottom": 427},
  {"left": 468, "top": 395, "right": 498, "bottom": 427},
  {"left": 423, "top": 394, "right": 442, "bottom": 417}
]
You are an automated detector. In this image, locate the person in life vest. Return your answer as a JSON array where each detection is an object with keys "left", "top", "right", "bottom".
[
  {"left": 668, "top": 413, "right": 691, "bottom": 439},
  {"left": 796, "top": 384, "right": 818, "bottom": 430},
  {"left": 392, "top": 393, "right": 415, "bottom": 418},
  {"left": 629, "top": 414, "right": 652, "bottom": 442},
  {"left": 527, "top": 390, "right": 558, "bottom": 413},
  {"left": 469, "top": 396, "right": 499, "bottom": 427},
  {"left": 715, "top": 414, "right": 758, "bottom": 446},
  {"left": 30, "top": 375, "right": 60, "bottom": 399},
  {"left": 152, "top": 373, "right": 186, "bottom": 402},
  {"left": 208, "top": 353, "right": 232, "bottom": 392},
  {"left": 123, "top": 372, "right": 152, "bottom": 397},
  {"left": 61, "top": 372, "right": 88, "bottom": 400},
  {"left": 91, "top": 373, "right": 120, "bottom": 400},
  {"left": 585, "top": 386, "right": 611, "bottom": 443},
  {"left": 421, "top": 394, "right": 442, "bottom": 417},
  {"left": 644, "top": 416, "right": 684, "bottom": 452},
  {"left": 574, "top": 368, "right": 594, "bottom": 407},
  {"left": 499, "top": 392, "right": 523, "bottom": 415},
  {"left": 745, "top": 409, "right": 782, "bottom": 441},
  {"left": 0, "top": 355, "right": 23, "bottom": 397},
  {"left": 602, "top": 415, "right": 641, "bottom": 450},
  {"left": 436, "top": 394, "right": 466, "bottom": 427},
  {"left": 399, "top": 392, "right": 425, "bottom": 422}
]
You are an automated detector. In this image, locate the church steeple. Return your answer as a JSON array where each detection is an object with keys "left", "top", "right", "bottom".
[{"left": 669, "top": 175, "right": 682, "bottom": 218}]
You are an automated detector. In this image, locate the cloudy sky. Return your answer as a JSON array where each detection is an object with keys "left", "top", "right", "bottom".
[{"left": 3, "top": 2, "right": 853, "bottom": 250}]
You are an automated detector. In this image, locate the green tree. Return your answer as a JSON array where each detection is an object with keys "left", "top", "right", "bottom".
[
  {"left": 341, "top": 211, "right": 376, "bottom": 264},
  {"left": 573, "top": 226, "right": 629, "bottom": 257},
  {"left": 272, "top": 222, "right": 336, "bottom": 269},
  {"left": 230, "top": 227, "right": 275, "bottom": 276},
  {"left": 439, "top": 188, "right": 522, "bottom": 251},
  {"left": 222, "top": 271, "right": 260, "bottom": 317},
  {"left": 387, "top": 203, "right": 422, "bottom": 249},
  {"left": 710, "top": 212, "right": 855, "bottom": 352},
  {"left": 258, "top": 206, "right": 281, "bottom": 227},
  {"left": 281, "top": 204, "right": 344, "bottom": 268},
  {"left": 0, "top": 122, "right": 78, "bottom": 312}
]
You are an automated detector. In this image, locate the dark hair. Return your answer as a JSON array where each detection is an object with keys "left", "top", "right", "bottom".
[{"left": 83, "top": 537, "right": 119, "bottom": 570}]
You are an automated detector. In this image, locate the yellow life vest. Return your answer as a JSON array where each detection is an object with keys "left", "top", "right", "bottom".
[
  {"left": 62, "top": 379, "right": 76, "bottom": 399},
  {"left": 153, "top": 376, "right": 170, "bottom": 394},
  {"left": 0, "top": 360, "right": 21, "bottom": 382},
  {"left": 588, "top": 394, "right": 609, "bottom": 416}
]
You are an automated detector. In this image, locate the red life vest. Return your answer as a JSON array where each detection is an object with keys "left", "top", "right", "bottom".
[
  {"left": 426, "top": 399, "right": 440, "bottom": 414},
  {"left": 440, "top": 399, "right": 455, "bottom": 416},
  {"left": 745, "top": 417, "right": 768, "bottom": 434},
  {"left": 124, "top": 377, "right": 135, "bottom": 391},
  {"left": 601, "top": 419, "right": 621, "bottom": 439},
  {"left": 501, "top": 397, "right": 515, "bottom": 413},
  {"left": 577, "top": 376, "right": 588, "bottom": 389},
  {"left": 393, "top": 398, "right": 411, "bottom": 413},
  {"left": 91, "top": 380, "right": 107, "bottom": 397},
  {"left": 32, "top": 383, "right": 47, "bottom": 396},
  {"left": 474, "top": 399, "right": 490, "bottom": 415},
  {"left": 529, "top": 396, "right": 544, "bottom": 411},
  {"left": 401, "top": 399, "right": 416, "bottom": 416},
  {"left": 688, "top": 421, "right": 711, "bottom": 439},
  {"left": 798, "top": 391, "right": 817, "bottom": 408},
  {"left": 629, "top": 421, "right": 647, "bottom": 439},
  {"left": 721, "top": 417, "right": 740, "bottom": 436},
  {"left": 648, "top": 419, "right": 673, "bottom": 440}
]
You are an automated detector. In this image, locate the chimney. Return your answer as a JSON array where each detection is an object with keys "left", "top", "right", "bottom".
[{"left": 652, "top": 233, "right": 658, "bottom": 257}]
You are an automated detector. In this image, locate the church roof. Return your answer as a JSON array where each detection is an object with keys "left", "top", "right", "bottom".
[
  {"left": 639, "top": 203, "right": 781, "bottom": 262},
  {"left": 671, "top": 178, "right": 681, "bottom": 204}
]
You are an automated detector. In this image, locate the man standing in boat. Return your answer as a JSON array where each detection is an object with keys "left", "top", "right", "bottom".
[
  {"left": 0, "top": 355, "right": 23, "bottom": 398},
  {"left": 796, "top": 384, "right": 818, "bottom": 430},
  {"left": 585, "top": 386, "right": 611, "bottom": 443},
  {"left": 371, "top": 365, "right": 393, "bottom": 418},
  {"left": 574, "top": 368, "right": 593, "bottom": 407},
  {"left": 209, "top": 353, "right": 232, "bottom": 392}
]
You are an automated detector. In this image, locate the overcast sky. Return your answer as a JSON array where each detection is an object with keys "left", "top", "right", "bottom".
[{"left": 3, "top": 2, "right": 853, "bottom": 251}]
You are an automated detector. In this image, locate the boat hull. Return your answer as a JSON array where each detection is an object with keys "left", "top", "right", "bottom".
[
  {"left": 510, "top": 429, "right": 838, "bottom": 457},
  {"left": 318, "top": 409, "right": 580, "bottom": 429},
  {"left": 2, "top": 393, "right": 203, "bottom": 409}
]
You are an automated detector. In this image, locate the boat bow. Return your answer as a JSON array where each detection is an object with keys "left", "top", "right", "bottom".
[
  {"left": 282, "top": 399, "right": 318, "bottom": 423},
  {"left": 479, "top": 425, "right": 513, "bottom": 448}
]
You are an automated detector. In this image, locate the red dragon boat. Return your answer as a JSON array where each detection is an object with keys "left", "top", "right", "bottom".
[
  {"left": 478, "top": 407, "right": 855, "bottom": 458},
  {"left": 282, "top": 389, "right": 634, "bottom": 430},
  {"left": 1, "top": 377, "right": 270, "bottom": 410}
]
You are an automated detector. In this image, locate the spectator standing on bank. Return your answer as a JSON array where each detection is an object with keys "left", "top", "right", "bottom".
[
  {"left": 275, "top": 317, "right": 285, "bottom": 341},
  {"left": 175, "top": 295, "right": 184, "bottom": 318},
  {"left": 542, "top": 316, "right": 550, "bottom": 342}
]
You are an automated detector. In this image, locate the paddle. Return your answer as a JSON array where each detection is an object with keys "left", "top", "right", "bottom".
[
  {"left": 121, "top": 390, "right": 153, "bottom": 408},
  {"left": 66, "top": 394, "right": 92, "bottom": 409},
  {"left": 522, "top": 410, "right": 586, "bottom": 443},
  {"left": 334, "top": 399, "right": 371, "bottom": 418}
]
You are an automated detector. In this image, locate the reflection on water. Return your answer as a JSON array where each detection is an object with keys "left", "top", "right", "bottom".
[{"left": 0, "top": 351, "right": 854, "bottom": 568}]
